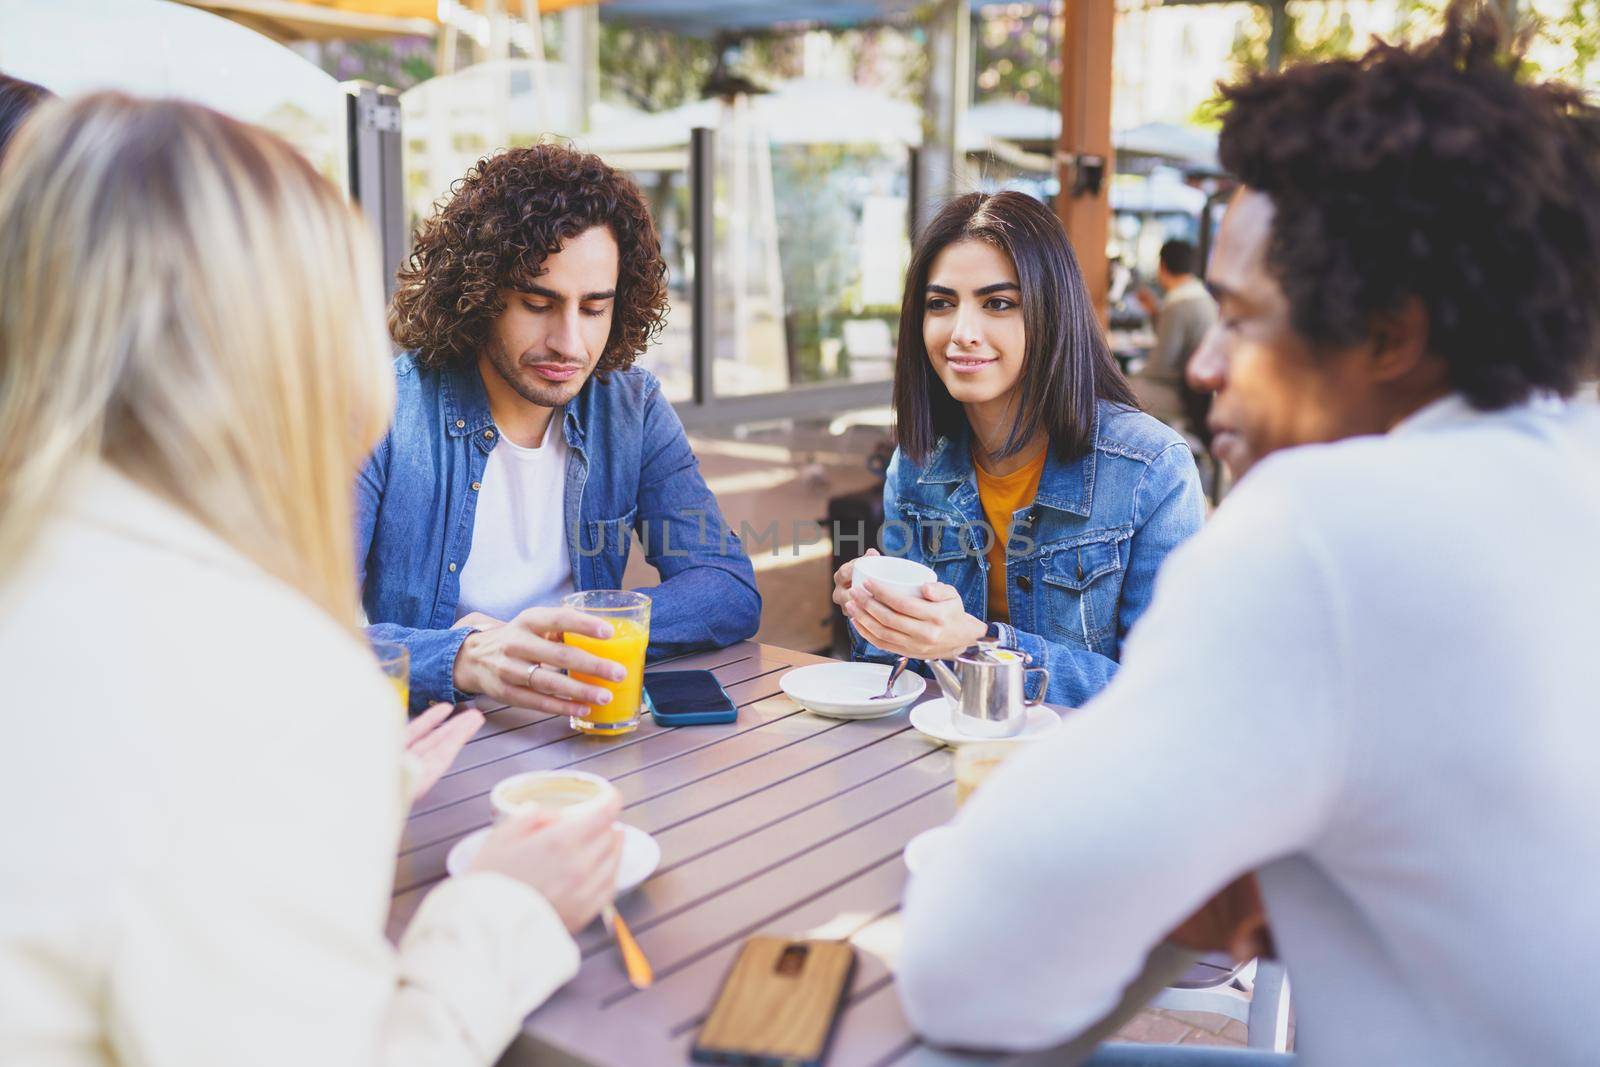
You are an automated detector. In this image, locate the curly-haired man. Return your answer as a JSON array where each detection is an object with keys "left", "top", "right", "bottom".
[
  {"left": 900, "top": 9, "right": 1600, "bottom": 1065},
  {"left": 358, "top": 144, "right": 759, "bottom": 714}
]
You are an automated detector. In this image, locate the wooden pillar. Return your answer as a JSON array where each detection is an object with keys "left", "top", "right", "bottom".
[{"left": 1056, "top": 0, "right": 1116, "bottom": 323}]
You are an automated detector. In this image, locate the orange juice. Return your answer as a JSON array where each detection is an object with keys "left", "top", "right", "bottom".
[
  {"left": 370, "top": 639, "right": 409, "bottom": 715},
  {"left": 564, "top": 617, "right": 648, "bottom": 733}
]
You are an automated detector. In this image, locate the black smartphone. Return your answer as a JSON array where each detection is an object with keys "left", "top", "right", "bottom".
[
  {"left": 692, "top": 938, "right": 857, "bottom": 1067},
  {"left": 644, "top": 669, "right": 738, "bottom": 726}
]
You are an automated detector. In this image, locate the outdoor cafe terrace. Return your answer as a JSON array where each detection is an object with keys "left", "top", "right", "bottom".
[{"left": 3, "top": 1, "right": 1599, "bottom": 1065}]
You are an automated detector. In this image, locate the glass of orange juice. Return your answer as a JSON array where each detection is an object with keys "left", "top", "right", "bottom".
[
  {"left": 561, "top": 590, "right": 651, "bottom": 736},
  {"left": 370, "top": 639, "right": 409, "bottom": 714}
]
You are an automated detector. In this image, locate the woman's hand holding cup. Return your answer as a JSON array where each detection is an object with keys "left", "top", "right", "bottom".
[
  {"left": 831, "top": 548, "right": 879, "bottom": 612},
  {"left": 470, "top": 777, "right": 624, "bottom": 933},
  {"left": 840, "top": 554, "right": 985, "bottom": 661}
]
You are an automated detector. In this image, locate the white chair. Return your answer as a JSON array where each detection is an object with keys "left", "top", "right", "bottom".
[{"left": 1151, "top": 952, "right": 1292, "bottom": 1051}]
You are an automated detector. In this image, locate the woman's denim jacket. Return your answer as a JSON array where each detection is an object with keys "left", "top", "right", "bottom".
[
  {"left": 357, "top": 353, "right": 761, "bottom": 710},
  {"left": 852, "top": 401, "right": 1204, "bottom": 706}
]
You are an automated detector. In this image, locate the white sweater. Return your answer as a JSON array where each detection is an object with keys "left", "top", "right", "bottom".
[
  {"left": 0, "top": 466, "right": 577, "bottom": 1067},
  {"left": 899, "top": 395, "right": 1600, "bottom": 1065}
]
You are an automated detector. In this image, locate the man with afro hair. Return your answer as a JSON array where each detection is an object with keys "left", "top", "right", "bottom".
[{"left": 898, "top": 8, "right": 1600, "bottom": 1064}]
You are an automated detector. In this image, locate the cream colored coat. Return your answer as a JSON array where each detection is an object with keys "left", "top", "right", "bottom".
[{"left": 0, "top": 465, "right": 578, "bottom": 1066}]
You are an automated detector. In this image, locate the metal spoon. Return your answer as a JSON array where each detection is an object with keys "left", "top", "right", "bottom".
[{"left": 871, "top": 657, "right": 911, "bottom": 700}]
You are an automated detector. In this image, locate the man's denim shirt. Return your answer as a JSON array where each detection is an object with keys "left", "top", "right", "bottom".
[
  {"left": 853, "top": 401, "right": 1204, "bottom": 707},
  {"left": 358, "top": 353, "right": 761, "bottom": 710}
]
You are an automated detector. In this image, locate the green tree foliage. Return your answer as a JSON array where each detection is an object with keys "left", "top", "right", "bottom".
[
  {"left": 1191, "top": 0, "right": 1600, "bottom": 127},
  {"left": 1187, "top": 3, "right": 1357, "bottom": 124},
  {"left": 597, "top": 25, "right": 717, "bottom": 111},
  {"left": 1554, "top": 0, "right": 1600, "bottom": 82},
  {"left": 1233, "top": 4, "right": 1355, "bottom": 72},
  {"left": 974, "top": 5, "right": 1061, "bottom": 108},
  {"left": 316, "top": 37, "right": 435, "bottom": 90}
]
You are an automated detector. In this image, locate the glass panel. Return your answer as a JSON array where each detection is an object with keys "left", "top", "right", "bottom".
[
  {"left": 767, "top": 142, "right": 910, "bottom": 393},
  {"left": 706, "top": 86, "right": 913, "bottom": 397},
  {"left": 623, "top": 166, "right": 694, "bottom": 404},
  {"left": 2, "top": 0, "right": 348, "bottom": 188},
  {"left": 400, "top": 58, "right": 581, "bottom": 232},
  {"left": 401, "top": 66, "right": 695, "bottom": 403}
]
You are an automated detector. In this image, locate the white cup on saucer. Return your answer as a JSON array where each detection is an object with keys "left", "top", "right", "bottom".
[
  {"left": 489, "top": 769, "right": 617, "bottom": 824},
  {"left": 852, "top": 555, "right": 938, "bottom": 600}
]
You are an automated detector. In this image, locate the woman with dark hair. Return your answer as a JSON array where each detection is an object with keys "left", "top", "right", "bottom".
[
  {"left": 0, "top": 72, "right": 53, "bottom": 161},
  {"left": 833, "top": 191, "right": 1204, "bottom": 707}
]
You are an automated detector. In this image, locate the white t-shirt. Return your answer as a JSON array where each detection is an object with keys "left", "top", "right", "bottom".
[
  {"left": 898, "top": 394, "right": 1600, "bottom": 1066},
  {"left": 455, "top": 418, "right": 574, "bottom": 624}
]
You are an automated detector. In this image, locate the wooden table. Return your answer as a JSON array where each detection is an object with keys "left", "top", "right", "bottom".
[{"left": 388, "top": 641, "right": 1189, "bottom": 1067}]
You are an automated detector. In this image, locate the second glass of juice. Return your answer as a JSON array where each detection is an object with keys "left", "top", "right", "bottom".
[
  {"left": 561, "top": 590, "right": 651, "bottom": 736},
  {"left": 370, "top": 639, "right": 409, "bottom": 717}
]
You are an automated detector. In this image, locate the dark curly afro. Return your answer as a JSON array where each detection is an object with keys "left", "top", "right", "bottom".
[
  {"left": 1217, "top": 4, "right": 1600, "bottom": 409},
  {"left": 389, "top": 142, "right": 668, "bottom": 374}
]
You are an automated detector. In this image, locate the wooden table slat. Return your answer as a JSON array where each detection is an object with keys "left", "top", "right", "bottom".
[
  {"left": 399, "top": 663, "right": 802, "bottom": 846},
  {"left": 573, "top": 742, "right": 949, "bottom": 955},
  {"left": 527, "top": 836, "right": 918, "bottom": 1062},
  {"left": 450, "top": 655, "right": 791, "bottom": 772},
  {"left": 579, "top": 784, "right": 950, "bottom": 1007},
  {"left": 387, "top": 641, "right": 1149, "bottom": 1065}
]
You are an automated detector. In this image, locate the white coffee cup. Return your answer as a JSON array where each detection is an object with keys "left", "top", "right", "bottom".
[
  {"left": 489, "top": 769, "right": 617, "bottom": 824},
  {"left": 851, "top": 555, "right": 938, "bottom": 600}
]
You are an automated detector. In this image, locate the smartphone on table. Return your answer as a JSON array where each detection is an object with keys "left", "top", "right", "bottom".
[
  {"left": 691, "top": 937, "right": 857, "bottom": 1067},
  {"left": 643, "top": 669, "right": 738, "bottom": 726}
]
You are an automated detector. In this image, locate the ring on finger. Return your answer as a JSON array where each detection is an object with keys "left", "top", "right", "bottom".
[{"left": 526, "top": 662, "right": 543, "bottom": 689}]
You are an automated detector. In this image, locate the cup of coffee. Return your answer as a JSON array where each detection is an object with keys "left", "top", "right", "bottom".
[
  {"left": 489, "top": 769, "right": 617, "bottom": 824},
  {"left": 851, "top": 555, "right": 938, "bottom": 600}
]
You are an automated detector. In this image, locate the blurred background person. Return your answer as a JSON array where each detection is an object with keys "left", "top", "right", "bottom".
[
  {"left": 1135, "top": 239, "right": 1219, "bottom": 447},
  {"left": 0, "top": 94, "right": 619, "bottom": 1067}
]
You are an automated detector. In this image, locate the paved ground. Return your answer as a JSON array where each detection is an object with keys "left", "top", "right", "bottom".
[{"left": 1119, "top": 1008, "right": 1253, "bottom": 1048}]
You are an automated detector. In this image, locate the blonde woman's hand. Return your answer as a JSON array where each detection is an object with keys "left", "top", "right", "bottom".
[
  {"left": 451, "top": 605, "right": 627, "bottom": 714},
  {"left": 469, "top": 795, "right": 625, "bottom": 933},
  {"left": 402, "top": 702, "right": 484, "bottom": 802},
  {"left": 844, "top": 577, "right": 986, "bottom": 661}
]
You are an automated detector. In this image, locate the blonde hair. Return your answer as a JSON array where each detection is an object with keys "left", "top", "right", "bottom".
[{"left": 0, "top": 93, "right": 394, "bottom": 622}]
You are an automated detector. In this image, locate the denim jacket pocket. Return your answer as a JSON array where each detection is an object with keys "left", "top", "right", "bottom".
[
  {"left": 577, "top": 504, "right": 637, "bottom": 577},
  {"left": 1038, "top": 528, "right": 1130, "bottom": 654},
  {"left": 892, "top": 503, "right": 967, "bottom": 563}
]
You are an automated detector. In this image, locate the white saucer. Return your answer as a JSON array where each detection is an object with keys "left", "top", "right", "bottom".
[
  {"left": 908, "top": 696, "right": 1062, "bottom": 746},
  {"left": 446, "top": 823, "right": 660, "bottom": 893},
  {"left": 779, "top": 661, "right": 926, "bottom": 719},
  {"left": 903, "top": 825, "right": 955, "bottom": 875}
]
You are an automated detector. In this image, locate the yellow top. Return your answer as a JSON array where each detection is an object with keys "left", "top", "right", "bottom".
[{"left": 974, "top": 446, "right": 1048, "bottom": 623}]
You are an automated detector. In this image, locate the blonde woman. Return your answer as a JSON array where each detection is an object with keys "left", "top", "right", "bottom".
[{"left": 0, "top": 94, "right": 620, "bottom": 1065}]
